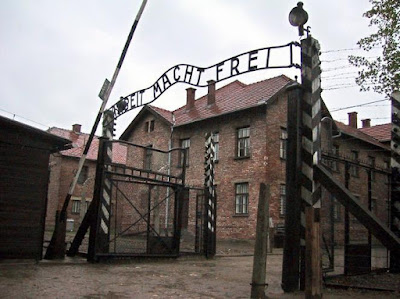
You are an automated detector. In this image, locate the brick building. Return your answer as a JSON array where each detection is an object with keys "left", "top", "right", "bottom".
[
  {"left": 46, "top": 124, "right": 126, "bottom": 231},
  {"left": 321, "top": 113, "right": 391, "bottom": 245},
  {"left": 118, "top": 74, "right": 392, "bottom": 245}
]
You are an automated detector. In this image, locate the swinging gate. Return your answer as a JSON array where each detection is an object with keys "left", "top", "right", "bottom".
[{"left": 89, "top": 139, "right": 208, "bottom": 259}]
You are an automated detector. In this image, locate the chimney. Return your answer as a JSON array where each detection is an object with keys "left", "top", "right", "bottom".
[
  {"left": 207, "top": 80, "right": 216, "bottom": 106},
  {"left": 186, "top": 87, "right": 196, "bottom": 110},
  {"left": 348, "top": 112, "right": 358, "bottom": 128},
  {"left": 361, "top": 118, "right": 371, "bottom": 128},
  {"left": 72, "top": 124, "right": 81, "bottom": 133}
]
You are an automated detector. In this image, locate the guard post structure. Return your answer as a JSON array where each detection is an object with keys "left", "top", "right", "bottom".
[
  {"left": 300, "top": 35, "right": 322, "bottom": 297},
  {"left": 204, "top": 133, "right": 217, "bottom": 258},
  {"left": 390, "top": 91, "right": 400, "bottom": 272}
]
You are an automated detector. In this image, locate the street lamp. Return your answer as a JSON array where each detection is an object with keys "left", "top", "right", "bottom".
[{"left": 289, "top": 2, "right": 309, "bottom": 36}]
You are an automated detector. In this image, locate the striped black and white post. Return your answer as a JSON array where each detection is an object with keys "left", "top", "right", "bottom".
[
  {"left": 300, "top": 36, "right": 322, "bottom": 288},
  {"left": 390, "top": 91, "right": 400, "bottom": 272},
  {"left": 95, "top": 110, "right": 114, "bottom": 254},
  {"left": 204, "top": 133, "right": 217, "bottom": 258}
]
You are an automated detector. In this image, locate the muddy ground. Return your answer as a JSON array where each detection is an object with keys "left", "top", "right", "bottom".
[{"left": 1, "top": 240, "right": 400, "bottom": 298}]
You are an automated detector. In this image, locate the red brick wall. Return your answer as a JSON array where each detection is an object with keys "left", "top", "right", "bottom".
[
  {"left": 321, "top": 135, "right": 390, "bottom": 246},
  {"left": 46, "top": 155, "right": 96, "bottom": 230}
]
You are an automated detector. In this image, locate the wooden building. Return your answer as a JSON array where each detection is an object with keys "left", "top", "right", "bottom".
[{"left": 0, "top": 116, "right": 71, "bottom": 259}]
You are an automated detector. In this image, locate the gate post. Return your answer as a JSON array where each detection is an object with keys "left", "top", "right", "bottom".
[
  {"left": 390, "top": 91, "right": 400, "bottom": 272},
  {"left": 204, "top": 133, "right": 217, "bottom": 258},
  {"left": 299, "top": 35, "right": 322, "bottom": 295},
  {"left": 91, "top": 110, "right": 114, "bottom": 259},
  {"left": 282, "top": 83, "right": 302, "bottom": 292}
]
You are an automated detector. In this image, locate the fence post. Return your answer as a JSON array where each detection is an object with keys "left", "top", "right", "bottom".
[
  {"left": 390, "top": 91, "right": 400, "bottom": 272},
  {"left": 251, "top": 183, "right": 270, "bottom": 298},
  {"left": 204, "top": 133, "right": 216, "bottom": 258},
  {"left": 300, "top": 35, "right": 322, "bottom": 296}
]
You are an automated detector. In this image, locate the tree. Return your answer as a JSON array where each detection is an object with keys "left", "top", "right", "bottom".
[{"left": 348, "top": 0, "right": 399, "bottom": 96}]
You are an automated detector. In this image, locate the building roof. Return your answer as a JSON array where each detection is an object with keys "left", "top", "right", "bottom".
[
  {"left": 173, "top": 75, "right": 292, "bottom": 126},
  {"left": 120, "top": 75, "right": 293, "bottom": 139},
  {"left": 335, "top": 121, "right": 390, "bottom": 151},
  {"left": 49, "top": 127, "right": 127, "bottom": 164},
  {"left": 0, "top": 115, "right": 72, "bottom": 153},
  {"left": 359, "top": 123, "right": 391, "bottom": 143}
]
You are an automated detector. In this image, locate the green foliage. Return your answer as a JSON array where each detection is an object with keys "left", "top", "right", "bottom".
[{"left": 348, "top": 0, "right": 400, "bottom": 95}]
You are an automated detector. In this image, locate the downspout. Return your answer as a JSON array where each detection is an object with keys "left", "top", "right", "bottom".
[{"left": 165, "top": 112, "right": 175, "bottom": 235}]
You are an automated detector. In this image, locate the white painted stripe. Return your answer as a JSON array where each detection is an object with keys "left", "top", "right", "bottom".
[
  {"left": 103, "top": 189, "right": 110, "bottom": 205},
  {"left": 313, "top": 151, "right": 319, "bottom": 166},
  {"left": 391, "top": 158, "right": 400, "bottom": 169},
  {"left": 300, "top": 239, "right": 306, "bottom": 246},
  {"left": 107, "top": 147, "right": 112, "bottom": 159},
  {"left": 312, "top": 78, "right": 321, "bottom": 93},
  {"left": 101, "top": 219, "right": 108, "bottom": 234},
  {"left": 302, "top": 162, "right": 313, "bottom": 181},
  {"left": 104, "top": 178, "right": 111, "bottom": 190},
  {"left": 312, "top": 99, "right": 321, "bottom": 119},
  {"left": 302, "top": 113, "right": 312, "bottom": 129},
  {"left": 312, "top": 126, "right": 319, "bottom": 144},
  {"left": 313, "top": 200, "right": 321, "bottom": 209},
  {"left": 102, "top": 205, "right": 109, "bottom": 220},
  {"left": 301, "top": 187, "right": 312, "bottom": 205},
  {"left": 302, "top": 137, "right": 313, "bottom": 155},
  {"left": 301, "top": 211, "right": 305, "bottom": 227}
]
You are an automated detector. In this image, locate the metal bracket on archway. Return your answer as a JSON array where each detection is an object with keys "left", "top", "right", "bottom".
[{"left": 108, "top": 42, "right": 300, "bottom": 120}]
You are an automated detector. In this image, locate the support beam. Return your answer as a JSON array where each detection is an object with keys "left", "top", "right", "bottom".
[{"left": 315, "top": 164, "right": 400, "bottom": 255}]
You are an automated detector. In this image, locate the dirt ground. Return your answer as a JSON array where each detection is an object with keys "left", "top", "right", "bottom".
[{"left": 1, "top": 240, "right": 400, "bottom": 298}]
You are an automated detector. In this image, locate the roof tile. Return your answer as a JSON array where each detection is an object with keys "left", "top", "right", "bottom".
[
  {"left": 48, "top": 127, "right": 127, "bottom": 164},
  {"left": 359, "top": 123, "right": 391, "bottom": 142},
  {"left": 172, "top": 75, "right": 292, "bottom": 126}
]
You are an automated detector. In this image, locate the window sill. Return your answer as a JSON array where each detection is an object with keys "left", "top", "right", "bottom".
[
  {"left": 233, "top": 214, "right": 249, "bottom": 217},
  {"left": 234, "top": 156, "right": 250, "bottom": 161}
]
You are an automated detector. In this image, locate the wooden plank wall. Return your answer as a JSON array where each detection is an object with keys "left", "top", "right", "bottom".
[{"left": 0, "top": 143, "right": 49, "bottom": 259}]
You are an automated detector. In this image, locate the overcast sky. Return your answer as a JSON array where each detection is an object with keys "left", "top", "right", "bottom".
[{"left": 0, "top": 0, "right": 389, "bottom": 137}]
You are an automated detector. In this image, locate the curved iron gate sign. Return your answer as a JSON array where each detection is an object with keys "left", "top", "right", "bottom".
[{"left": 109, "top": 42, "right": 300, "bottom": 119}]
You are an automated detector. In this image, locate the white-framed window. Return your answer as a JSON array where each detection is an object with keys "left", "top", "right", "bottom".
[
  {"left": 71, "top": 198, "right": 90, "bottom": 214},
  {"left": 332, "top": 145, "right": 339, "bottom": 172},
  {"left": 280, "top": 128, "right": 288, "bottom": 159},
  {"left": 180, "top": 138, "right": 190, "bottom": 167},
  {"left": 212, "top": 132, "right": 219, "bottom": 161},
  {"left": 235, "top": 182, "right": 249, "bottom": 215},
  {"left": 144, "top": 145, "right": 152, "bottom": 170},
  {"left": 144, "top": 120, "right": 155, "bottom": 132},
  {"left": 280, "top": 184, "right": 286, "bottom": 216},
  {"left": 237, "top": 127, "right": 250, "bottom": 158},
  {"left": 350, "top": 150, "right": 359, "bottom": 177},
  {"left": 368, "top": 156, "right": 376, "bottom": 181}
]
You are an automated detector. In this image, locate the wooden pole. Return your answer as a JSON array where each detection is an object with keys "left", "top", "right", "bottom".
[
  {"left": 305, "top": 206, "right": 322, "bottom": 298},
  {"left": 251, "top": 183, "right": 270, "bottom": 299}
]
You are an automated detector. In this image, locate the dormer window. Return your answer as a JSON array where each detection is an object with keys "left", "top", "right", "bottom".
[{"left": 145, "top": 120, "right": 155, "bottom": 133}]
